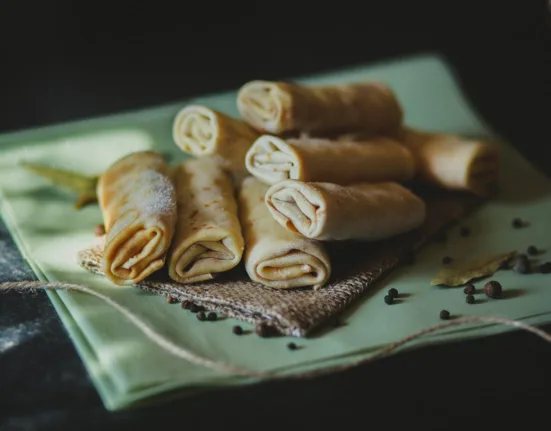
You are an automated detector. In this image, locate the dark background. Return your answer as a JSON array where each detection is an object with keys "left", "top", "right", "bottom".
[{"left": 1, "top": 1, "right": 551, "bottom": 430}]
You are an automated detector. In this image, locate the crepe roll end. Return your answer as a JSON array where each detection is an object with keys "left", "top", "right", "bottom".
[
  {"left": 254, "top": 247, "right": 330, "bottom": 289},
  {"left": 266, "top": 180, "right": 326, "bottom": 239},
  {"left": 169, "top": 235, "right": 243, "bottom": 284},
  {"left": 237, "top": 81, "right": 290, "bottom": 133},
  {"left": 104, "top": 224, "right": 169, "bottom": 285},
  {"left": 172, "top": 105, "right": 218, "bottom": 157},
  {"left": 245, "top": 135, "right": 301, "bottom": 185}
]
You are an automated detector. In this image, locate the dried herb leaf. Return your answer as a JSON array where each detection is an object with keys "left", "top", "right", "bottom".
[
  {"left": 430, "top": 251, "right": 515, "bottom": 286},
  {"left": 21, "top": 162, "right": 99, "bottom": 210},
  {"left": 74, "top": 191, "right": 98, "bottom": 210}
]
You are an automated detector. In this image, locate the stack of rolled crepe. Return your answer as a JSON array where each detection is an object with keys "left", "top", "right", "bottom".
[{"left": 95, "top": 78, "right": 499, "bottom": 291}]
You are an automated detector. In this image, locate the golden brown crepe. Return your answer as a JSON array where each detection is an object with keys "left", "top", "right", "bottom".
[
  {"left": 245, "top": 135, "right": 415, "bottom": 185},
  {"left": 398, "top": 127, "right": 500, "bottom": 196},
  {"left": 172, "top": 105, "right": 260, "bottom": 172},
  {"left": 265, "top": 180, "right": 426, "bottom": 241},
  {"left": 237, "top": 80, "right": 403, "bottom": 135},
  {"left": 239, "top": 177, "right": 330, "bottom": 289},
  {"left": 97, "top": 151, "right": 177, "bottom": 285},
  {"left": 168, "top": 158, "right": 244, "bottom": 283}
]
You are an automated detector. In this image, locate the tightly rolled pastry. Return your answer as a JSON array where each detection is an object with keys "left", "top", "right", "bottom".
[
  {"left": 168, "top": 158, "right": 244, "bottom": 283},
  {"left": 98, "top": 151, "right": 177, "bottom": 285},
  {"left": 237, "top": 80, "right": 403, "bottom": 135},
  {"left": 239, "top": 177, "right": 330, "bottom": 289},
  {"left": 266, "top": 180, "right": 426, "bottom": 241},
  {"left": 398, "top": 128, "right": 500, "bottom": 196},
  {"left": 245, "top": 135, "right": 415, "bottom": 185},
  {"left": 172, "top": 105, "right": 260, "bottom": 172}
]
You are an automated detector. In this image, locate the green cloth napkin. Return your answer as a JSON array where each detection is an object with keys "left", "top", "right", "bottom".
[{"left": 1, "top": 54, "right": 551, "bottom": 411}]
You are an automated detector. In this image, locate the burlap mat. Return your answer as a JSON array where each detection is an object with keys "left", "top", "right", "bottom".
[{"left": 78, "top": 192, "right": 480, "bottom": 337}]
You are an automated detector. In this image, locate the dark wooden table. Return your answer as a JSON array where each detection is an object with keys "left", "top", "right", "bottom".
[{"left": 1, "top": 2, "right": 550, "bottom": 429}]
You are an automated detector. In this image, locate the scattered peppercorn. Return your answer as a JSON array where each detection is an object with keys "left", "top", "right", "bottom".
[
  {"left": 459, "top": 227, "right": 471, "bottom": 237},
  {"left": 384, "top": 295, "right": 394, "bottom": 305},
  {"left": 512, "top": 218, "right": 524, "bottom": 228},
  {"left": 463, "top": 283, "right": 475, "bottom": 295},
  {"left": 255, "top": 323, "right": 272, "bottom": 338},
  {"left": 499, "top": 258, "right": 511, "bottom": 270},
  {"left": 540, "top": 262, "right": 551, "bottom": 274},
  {"left": 181, "top": 300, "right": 191, "bottom": 309},
  {"left": 232, "top": 325, "right": 244, "bottom": 335},
  {"left": 207, "top": 312, "right": 217, "bottom": 321},
  {"left": 287, "top": 342, "right": 298, "bottom": 351},
  {"left": 513, "top": 255, "right": 530, "bottom": 274},
  {"left": 466, "top": 294, "right": 475, "bottom": 304},
  {"left": 440, "top": 310, "right": 450, "bottom": 320},
  {"left": 167, "top": 296, "right": 178, "bottom": 304},
  {"left": 189, "top": 303, "right": 200, "bottom": 313},
  {"left": 442, "top": 256, "right": 453, "bottom": 265},
  {"left": 388, "top": 288, "right": 399, "bottom": 298},
  {"left": 484, "top": 280, "right": 503, "bottom": 298},
  {"left": 196, "top": 311, "right": 206, "bottom": 321},
  {"left": 527, "top": 245, "right": 538, "bottom": 256},
  {"left": 94, "top": 224, "right": 105, "bottom": 236}
]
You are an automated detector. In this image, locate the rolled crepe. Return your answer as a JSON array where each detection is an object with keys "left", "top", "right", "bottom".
[
  {"left": 168, "top": 158, "right": 244, "bottom": 283},
  {"left": 239, "top": 177, "right": 330, "bottom": 289},
  {"left": 172, "top": 105, "right": 260, "bottom": 172},
  {"left": 266, "top": 180, "right": 426, "bottom": 241},
  {"left": 245, "top": 135, "right": 415, "bottom": 185},
  {"left": 237, "top": 80, "right": 403, "bottom": 135},
  {"left": 399, "top": 128, "right": 500, "bottom": 196},
  {"left": 98, "top": 151, "right": 177, "bottom": 285}
]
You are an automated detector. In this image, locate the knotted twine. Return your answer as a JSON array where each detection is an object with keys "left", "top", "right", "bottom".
[{"left": 2, "top": 280, "right": 551, "bottom": 380}]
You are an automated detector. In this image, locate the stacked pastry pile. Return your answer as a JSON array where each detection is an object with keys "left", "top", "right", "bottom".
[{"left": 98, "top": 79, "right": 499, "bottom": 291}]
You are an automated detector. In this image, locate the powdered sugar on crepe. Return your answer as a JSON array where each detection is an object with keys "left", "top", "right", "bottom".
[
  {"left": 136, "top": 169, "right": 177, "bottom": 216},
  {"left": 116, "top": 169, "right": 177, "bottom": 219}
]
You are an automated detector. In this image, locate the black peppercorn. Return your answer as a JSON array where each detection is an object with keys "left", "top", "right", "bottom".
[
  {"left": 484, "top": 280, "right": 503, "bottom": 298},
  {"left": 459, "top": 227, "right": 471, "bottom": 237},
  {"left": 527, "top": 245, "right": 538, "bottom": 256},
  {"left": 181, "top": 300, "right": 191, "bottom": 309},
  {"left": 196, "top": 311, "right": 206, "bottom": 321},
  {"left": 513, "top": 255, "right": 530, "bottom": 274},
  {"left": 440, "top": 310, "right": 450, "bottom": 320},
  {"left": 466, "top": 294, "right": 475, "bottom": 304},
  {"left": 255, "top": 323, "right": 274, "bottom": 338},
  {"left": 388, "top": 288, "right": 399, "bottom": 298},
  {"left": 442, "top": 256, "right": 453, "bottom": 265},
  {"left": 232, "top": 325, "right": 244, "bottom": 335},
  {"left": 167, "top": 296, "right": 178, "bottom": 304},
  {"left": 207, "top": 312, "right": 217, "bottom": 321},
  {"left": 512, "top": 218, "right": 524, "bottom": 228},
  {"left": 463, "top": 283, "right": 475, "bottom": 295},
  {"left": 189, "top": 303, "right": 200, "bottom": 313},
  {"left": 287, "top": 342, "right": 298, "bottom": 351},
  {"left": 384, "top": 295, "right": 394, "bottom": 305},
  {"left": 540, "top": 262, "right": 551, "bottom": 274}
]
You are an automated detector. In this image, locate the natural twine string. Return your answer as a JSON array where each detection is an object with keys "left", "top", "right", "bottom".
[{"left": 2, "top": 280, "right": 551, "bottom": 380}]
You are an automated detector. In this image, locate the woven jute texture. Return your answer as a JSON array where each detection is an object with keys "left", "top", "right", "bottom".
[{"left": 78, "top": 192, "right": 480, "bottom": 337}]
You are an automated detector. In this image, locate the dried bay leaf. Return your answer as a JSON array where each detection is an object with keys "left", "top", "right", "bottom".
[
  {"left": 430, "top": 251, "right": 515, "bottom": 286},
  {"left": 21, "top": 162, "right": 99, "bottom": 210}
]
